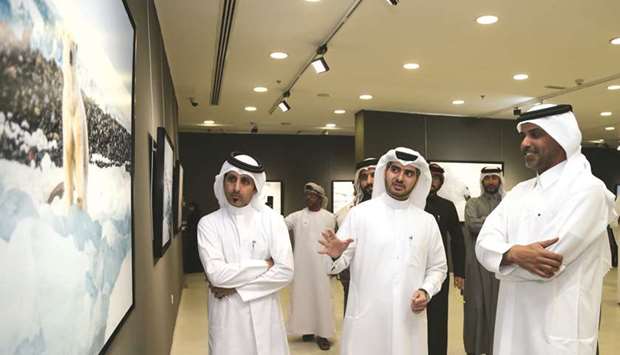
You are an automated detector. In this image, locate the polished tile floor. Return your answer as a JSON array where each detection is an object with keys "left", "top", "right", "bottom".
[{"left": 171, "top": 268, "right": 619, "bottom": 355}]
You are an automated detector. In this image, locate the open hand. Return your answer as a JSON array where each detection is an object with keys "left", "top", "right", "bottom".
[{"left": 318, "top": 229, "right": 353, "bottom": 258}]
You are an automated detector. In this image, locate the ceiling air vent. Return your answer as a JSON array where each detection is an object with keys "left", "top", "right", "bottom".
[{"left": 210, "top": 0, "right": 237, "bottom": 105}]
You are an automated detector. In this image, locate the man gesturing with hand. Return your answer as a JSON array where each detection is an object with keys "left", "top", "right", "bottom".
[{"left": 319, "top": 147, "right": 447, "bottom": 355}]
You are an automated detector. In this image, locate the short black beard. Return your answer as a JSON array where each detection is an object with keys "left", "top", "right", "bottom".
[{"left": 360, "top": 190, "right": 372, "bottom": 203}]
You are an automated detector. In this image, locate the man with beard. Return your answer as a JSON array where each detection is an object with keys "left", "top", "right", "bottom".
[
  {"left": 424, "top": 163, "right": 465, "bottom": 355},
  {"left": 285, "top": 183, "right": 336, "bottom": 350},
  {"left": 320, "top": 147, "right": 447, "bottom": 355},
  {"left": 476, "top": 105, "right": 617, "bottom": 355},
  {"left": 334, "top": 157, "right": 377, "bottom": 312},
  {"left": 197, "top": 152, "right": 294, "bottom": 355},
  {"left": 463, "top": 167, "right": 505, "bottom": 355}
]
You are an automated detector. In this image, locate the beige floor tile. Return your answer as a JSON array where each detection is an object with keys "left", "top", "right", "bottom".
[{"left": 172, "top": 269, "right": 619, "bottom": 355}]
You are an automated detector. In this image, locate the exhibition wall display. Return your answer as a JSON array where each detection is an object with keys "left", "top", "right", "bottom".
[
  {"left": 0, "top": 0, "right": 136, "bottom": 353},
  {"left": 332, "top": 180, "right": 354, "bottom": 213},
  {"left": 431, "top": 161, "right": 504, "bottom": 221},
  {"left": 262, "top": 180, "right": 283, "bottom": 215},
  {"left": 153, "top": 127, "right": 174, "bottom": 258},
  {"left": 173, "top": 161, "right": 184, "bottom": 233}
]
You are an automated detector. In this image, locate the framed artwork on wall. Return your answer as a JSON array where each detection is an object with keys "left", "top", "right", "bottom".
[
  {"left": 430, "top": 160, "right": 504, "bottom": 221},
  {"left": 332, "top": 180, "right": 355, "bottom": 213},
  {"left": 173, "top": 161, "right": 184, "bottom": 234},
  {"left": 153, "top": 127, "right": 174, "bottom": 258},
  {"left": 0, "top": 0, "right": 136, "bottom": 353},
  {"left": 262, "top": 180, "right": 283, "bottom": 215}
]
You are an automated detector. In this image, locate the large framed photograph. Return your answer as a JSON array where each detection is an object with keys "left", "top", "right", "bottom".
[
  {"left": 261, "top": 180, "right": 283, "bottom": 215},
  {"left": 332, "top": 180, "right": 355, "bottom": 213},
  {"left": 173, "top": 161, "right": 184, "bottom": 234},
  {"left": 153, "top": 127, "right": 174, "bottom": 258},
  {"left": 431, "top": 161, "right": 504, "bottom": 221},
  {"left": 0, "top": 0, "right": 136, "bottom": 354}
]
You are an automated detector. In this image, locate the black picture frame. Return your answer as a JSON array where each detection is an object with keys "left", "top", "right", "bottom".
[
  {"left": 152, "top": 127, "right": 174, "bottom": 259},
  {"left": 172, "top": 160, "right": 184, "bottom": 234},
  {"left": 261, "top": 180, "right": 284, "bottom": 215},
  {"left": 331, "top": 180, "right": 355, "bottom": 213}
]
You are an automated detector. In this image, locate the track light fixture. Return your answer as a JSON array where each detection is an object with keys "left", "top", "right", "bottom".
[
  {"left": 311, "top": 45, "right": 330, "bottom": 74},
  {"left": 278, "top": 91, "right": 291, "bottom": 112}
]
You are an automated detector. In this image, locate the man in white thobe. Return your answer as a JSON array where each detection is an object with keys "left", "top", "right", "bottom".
[
  {"left": 475, "top": 104, "right": 617, "bottom": 355},
  {"left": 320, "top": 147, "right": 447, "bottom": 355},
  {"left": 285, "top": 182, "right": 336, "bottom": 350},
  {"left": 334, "top": 157, "right": 377, "bottom": 313},
  {"left": 197, "top": 152, "right": 294, "bottom": 355}
]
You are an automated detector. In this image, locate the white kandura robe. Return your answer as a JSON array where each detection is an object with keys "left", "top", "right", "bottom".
[
  {"left": 476, "top": 160, "right": 613, "bottom": 355},
  {"left": 285, "top": 208, "right": 336, "bottom": 338},
  {"left": 197, "top": 204, "right": 294, "bottom": 355},
  {"left": 330, "top": 194, "right": 447, "bottom": 355}
]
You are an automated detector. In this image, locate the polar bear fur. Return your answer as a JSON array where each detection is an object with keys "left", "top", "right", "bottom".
[{"left": 62, "top": 33, "right": 89, "bottom": 211}]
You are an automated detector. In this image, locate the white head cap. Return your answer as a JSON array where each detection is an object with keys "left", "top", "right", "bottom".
[
  {"left": 213, "top": 152, "right": 267, "bottom": 211},
  {"left": 479, "top": 166, "right": 506, "bottom": 197},
  {"left": 516, "top": 104, "right": 582, "bottom": 158},
  {"left": 372, "top": 147, "right": 431, "bottom": 209}
]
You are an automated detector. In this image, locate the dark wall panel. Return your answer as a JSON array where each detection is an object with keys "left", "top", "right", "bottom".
[{"left": 179, "top": 133, "right": 355, "bottom": 218}]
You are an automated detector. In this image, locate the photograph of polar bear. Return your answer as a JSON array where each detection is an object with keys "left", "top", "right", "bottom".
[{"left": 0, "top": 0, "right": 135, "bottom": 354}]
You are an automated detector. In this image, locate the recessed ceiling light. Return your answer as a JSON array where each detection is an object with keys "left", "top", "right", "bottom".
[
  {"left": 476, "top": 15, "right": 498, "bottom": 25},
  {"left": 452, "top": 100, "right": 465, "bottom": 105},
  {"left": 253, "top": 86, "right": 268, "bottom": 93},
  {"left": 403, "top": 63, "right": 420, "bottom": 70},
  {"left": 610, "top": 37, "right": 620, "bottom": 45},
  {"left": 305, "top": 0, "right": 321, "bottom": 2},
  {"left": 608, "top": 85, "right": 620, "bottom": 90},
  {"left": 513, "top": 73, "right": 529, "bottom": 81},
  {"left": 203, "top": 120, "right": 215, "bottom": 125},
  {"left": 325, "top": 123, "right": 337, "bottom": 129},
  {"left": 617, "top": 145, "right": 620, "bottom": 151},
  {"left": 592, "top": 139, "right": 605, "bottom": 144},
  {"left": 244, "top": 106, "right": 257, "bottom": 111},
  {"left": 270, "top": 52, "right": 288, "bottom": 59},
  {"left": 605, "top": 126, "right": 615, "bottom": 131},
  {"left": 334, "top": 109, "right": 346, "bottom": 114},
  {"left": 359, "top": 94, "right": 373, "bottom": 100},
  {"left": 600, "top": 112, "right": 613, "bottom": 117}
]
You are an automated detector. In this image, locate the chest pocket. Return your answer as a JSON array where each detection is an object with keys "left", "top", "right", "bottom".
[
  {"left": 407, "top": 233, "right": 428, "bottom": 267},
  {"left": 247, "top": 225, "right": 271, "bottom": 260}
]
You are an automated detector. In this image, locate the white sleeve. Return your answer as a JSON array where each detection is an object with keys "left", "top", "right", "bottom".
[
  {"left": 236, "top": 214, "right": 294, "bottom": 302},
  {"left": 284, "top": 212, "right": 296, "bottom": 230},
  {"left": 329, "top": 210, "right": 356, "bottom": 274},
  {"left": 197, "top": 218, "right": 269, "bottom": 288},
  {"left": 420, "top": 218, "right": 448, "bottom": 300},
  {"left": 497, "top": 186, "right": 611, "bottom": 282},
  {"left": 475, "top": 198, "right": 515, "bottom": 275}
]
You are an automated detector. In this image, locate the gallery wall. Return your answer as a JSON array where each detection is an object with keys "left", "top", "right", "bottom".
[
  {"left": 356, "top": 110, "right": 534, "bottom": 190},
  {"left": 105, "top": 0, "right": 183, "bottom": 354}
]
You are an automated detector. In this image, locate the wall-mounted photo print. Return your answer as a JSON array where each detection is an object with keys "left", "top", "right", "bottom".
[{"left": 0, "top": 0, "right": 136, "bottom": 354}]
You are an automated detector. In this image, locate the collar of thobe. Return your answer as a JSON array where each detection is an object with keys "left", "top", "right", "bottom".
[
  {"left": 380, "top": 193, "right": 411, "bottom": 210},
  {"left": 225, "top": 202, "right": 255, "bottom": 216},
  {"left": 534, "top": 160, "right": 567, "bottom": 190}
]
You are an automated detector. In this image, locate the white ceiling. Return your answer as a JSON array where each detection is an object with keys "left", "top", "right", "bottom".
[{"left": 155, "top": 0, "right": 620, "bottom": 143}]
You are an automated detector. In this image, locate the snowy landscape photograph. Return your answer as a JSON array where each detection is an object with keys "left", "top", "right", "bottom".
[{"left": 0, "top": 0, "right": 135, "bottom": 354}]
